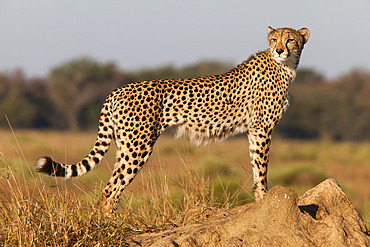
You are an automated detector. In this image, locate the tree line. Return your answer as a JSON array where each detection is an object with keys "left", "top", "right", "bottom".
[{"left": 1, "top": 57, "right": 369, "bottom": 140}]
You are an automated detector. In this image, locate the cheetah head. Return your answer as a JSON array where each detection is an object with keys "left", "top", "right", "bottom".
[{"left": 268, "top": 26, "right": 310, "bottom": 69}]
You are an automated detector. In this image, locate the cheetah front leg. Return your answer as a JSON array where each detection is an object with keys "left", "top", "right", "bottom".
[{"left": 247, "top": 128, "right": 272, "bottom": 202}]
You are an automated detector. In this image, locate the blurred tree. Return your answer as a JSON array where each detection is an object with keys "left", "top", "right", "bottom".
[
  {"left": 276, "top": 69, "right": 370, "bottom": 140},
  {"left": 0, "top": 97, "right": 37, "bottom": 128},
  {"left": 26, "top": 77, "right": 53, "bottom": 128},
  {"left": 324, "top": 70, "right": 370, "bottom": 140},
  {"left": 276, "top": 83, "right": 324, "bottom": 139},
  {"left": 295, "top": 68, "right": 324, "bottom": 83},
  {"left": 0, "top": 70, "right": 39, "bottom": 128},
  {"left": 48, "top": 57, "right": 127, "bottom": 129}
]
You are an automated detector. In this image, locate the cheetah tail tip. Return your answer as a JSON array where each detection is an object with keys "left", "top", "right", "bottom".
[{"left": 34, "top": 156, "right": 54, "bottom": 175}]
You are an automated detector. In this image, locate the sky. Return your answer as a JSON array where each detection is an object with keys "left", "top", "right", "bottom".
[{"left": 1, "top": 0, "right": 370, "bottom": 79}]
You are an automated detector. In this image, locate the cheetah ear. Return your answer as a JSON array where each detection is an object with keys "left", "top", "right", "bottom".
[
  {"left": 268, "top": 26, "right": 275, "bottom": 35},
  {"left": 298, "top": 28, "right": 310, "bottom": 44}
]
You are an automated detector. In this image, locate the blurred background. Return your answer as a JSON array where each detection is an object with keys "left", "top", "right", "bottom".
[{"left": 0, "top": 0, "right": 369, "bottom": 138}]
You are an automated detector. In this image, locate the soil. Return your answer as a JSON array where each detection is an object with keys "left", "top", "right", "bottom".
[{"left": 124, "top": 178, "right": 370, "bottom": 246}]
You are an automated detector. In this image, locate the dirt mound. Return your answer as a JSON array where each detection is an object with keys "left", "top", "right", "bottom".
[{"left": 126, "top": 179, "right": 369, "bottom": 246}]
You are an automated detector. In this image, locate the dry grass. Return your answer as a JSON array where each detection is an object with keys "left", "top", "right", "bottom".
[
  {"left": 0, "top": 151, "right": 225, "bottom": 246},
  {"left": 0, "top": 129, "right": 369, "bottom": 245}
]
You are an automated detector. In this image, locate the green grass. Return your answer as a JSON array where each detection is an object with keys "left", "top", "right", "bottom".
[
  {"left": 195, "top": 154, "right": 254, "bottom": 206},
  {"left": 269, "top": 164, "right": 329, "bottom": 194}
]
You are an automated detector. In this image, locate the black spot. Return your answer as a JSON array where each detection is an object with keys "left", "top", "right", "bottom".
[
  {"left": 141, "top": 151, "right": 148, "bottom": 158},
  {"left": 82, "top": 160, "right": 91, "bottom": 172},
  {"left": 127, "top": 168, "right": 132, "bottom": 174},
  {"left": 93, "top": 157, "right": 99, "bottom": 164},
  {"left": 55, "top": 164, "right": 66, "bottom": 177},
  {"left": 71, "top": 164, "right": 78, "bottom": 177}
]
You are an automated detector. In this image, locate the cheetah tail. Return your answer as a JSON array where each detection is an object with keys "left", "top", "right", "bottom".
[{"left": 35, "top": 99, "right": 114, "bottom": 179}]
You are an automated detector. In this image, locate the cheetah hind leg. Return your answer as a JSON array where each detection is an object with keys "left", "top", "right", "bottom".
[{"left": 99, "top": 139, "right": 155, "bottom": 215}]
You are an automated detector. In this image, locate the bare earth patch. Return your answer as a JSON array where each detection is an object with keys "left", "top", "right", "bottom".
[{"left": 125, "top": 179, "right": 369, "bottom": 246}]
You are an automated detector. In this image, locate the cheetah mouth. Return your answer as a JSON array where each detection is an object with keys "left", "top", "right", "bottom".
[
  {"left": 273, "top": 52, "right": 299, "bottom": 68},
  {"left": 273, "top": 54, "right": 289, "bottom": 63}
]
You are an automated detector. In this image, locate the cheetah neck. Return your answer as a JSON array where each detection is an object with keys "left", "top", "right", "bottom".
[
  {"left": 241, "top": 50, "right": 297, "bottom": 82},
  {"left": 268, "top": 50, "right": 297, "bottom": 82}
]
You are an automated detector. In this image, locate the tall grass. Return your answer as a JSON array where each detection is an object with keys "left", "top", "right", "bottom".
[{"left": 0, "top": 144, "right": 241, "bottom": 246}]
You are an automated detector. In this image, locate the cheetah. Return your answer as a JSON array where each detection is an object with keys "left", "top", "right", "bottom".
[{"left": 35, "top": 26, "right": 310, "bottom": 214}]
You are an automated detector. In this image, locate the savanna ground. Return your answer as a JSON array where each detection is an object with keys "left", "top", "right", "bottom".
[{"left": 0, "top": 129, "right": 369, "bottom": 245}]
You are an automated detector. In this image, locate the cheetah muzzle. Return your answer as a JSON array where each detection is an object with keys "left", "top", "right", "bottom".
[{"left": 35, "top": 26, "right": 310, "bottom": 215}]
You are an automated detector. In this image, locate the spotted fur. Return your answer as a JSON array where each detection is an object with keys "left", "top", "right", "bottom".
[{"left": 35, "top": 26, "right": 310, "bottom": 214}]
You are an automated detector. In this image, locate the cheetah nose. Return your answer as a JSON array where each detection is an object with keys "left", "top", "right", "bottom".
[{"left": 276, "top": 49, "right": 284, "bottom": 55}]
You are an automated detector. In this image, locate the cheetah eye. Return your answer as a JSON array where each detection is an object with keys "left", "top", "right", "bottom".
[
  {"left": 287, "top": 39, "right": 294, "bottom": 44},
  {"left": 271, "top": 38, "right": 277, "bottom": 43}
]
